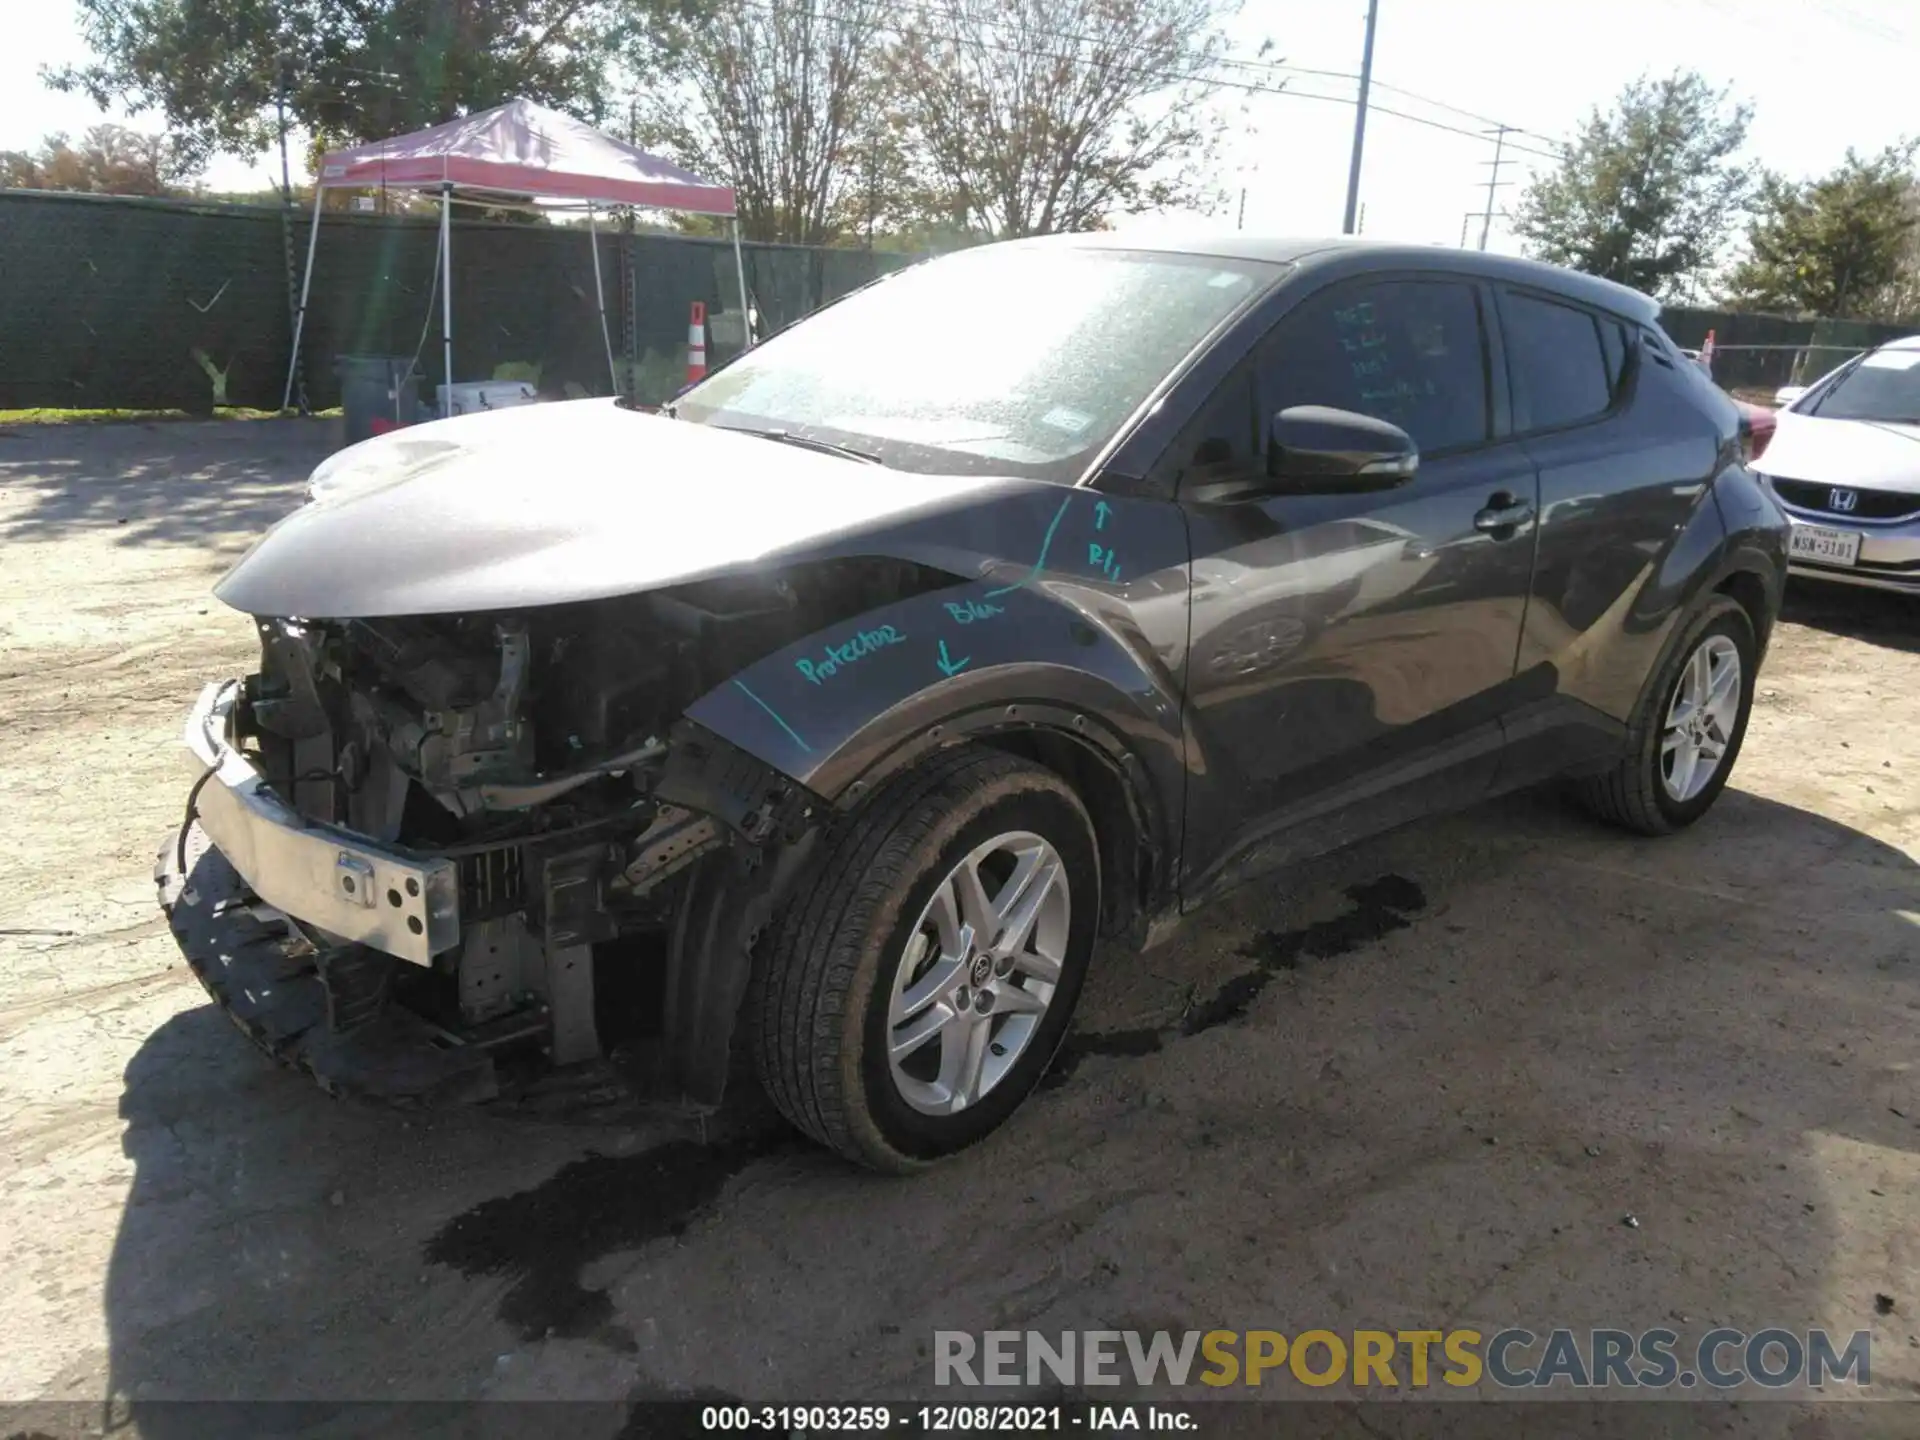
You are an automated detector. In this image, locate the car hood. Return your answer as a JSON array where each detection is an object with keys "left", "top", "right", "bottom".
[
  {"left": 216, "top": 399, "right": 1012, "bottom": 618},
  {"left": 1760, "top": 411, "right": 1920, "bottom": 493}
]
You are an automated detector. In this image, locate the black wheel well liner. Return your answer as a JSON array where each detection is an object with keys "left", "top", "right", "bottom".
[
  {"left": 1713, "top": 564, "right": 1776, "bottom": 658},
  {"left": 970, "top": 725, "right": 1159, "bottom": 937}
]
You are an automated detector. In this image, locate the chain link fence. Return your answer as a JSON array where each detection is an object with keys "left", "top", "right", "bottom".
[{"left": 0, "top": 189, "right": 918, "bottom": 413}]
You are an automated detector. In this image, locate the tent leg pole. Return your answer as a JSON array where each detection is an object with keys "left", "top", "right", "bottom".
[
  {"left": 731, "top": 216, "right": 752, "bottom": 349},
  {"left": 283, "top": 186, "right": 325, "bottom": 413},
  {"left": 588, "top": 203, "right": 617, "bottom": 395},
  {"left": 439, "top": 184, "right": 454, "bottom": 418}
]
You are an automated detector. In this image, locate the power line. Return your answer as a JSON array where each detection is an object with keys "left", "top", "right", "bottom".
[{"left": 736, "top": 0, "right": 1569, "bottom": 159}]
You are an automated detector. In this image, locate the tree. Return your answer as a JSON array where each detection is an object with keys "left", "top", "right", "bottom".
[
  {"left": 1864, "top": 186, "right": 1920, "bottom": 321},
  {"left": 0, "top": 125, "right": 194, "bottom": 195},
  {"left": 49, "top": 0, "right": 627, "bottom": 172},
  {"left": 1724, "top": 143, "right": 1919, "bottom": 318},
  {"left": 1512, "top": 71, "right": 1753, "bottom": 299},
  {"left": 889, "top": 0, "right": 1244, "bottom": 237},
  {"left": 631, "top": 0, "right": 890, "bottom": 245}
]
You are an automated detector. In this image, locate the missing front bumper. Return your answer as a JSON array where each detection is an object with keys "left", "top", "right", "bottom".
[
  {"left": 182, "top": 680, "right": 460, "bottom": 966},
  {"left": 155, "top": 822, "right": 499, "bottom": 1106}
]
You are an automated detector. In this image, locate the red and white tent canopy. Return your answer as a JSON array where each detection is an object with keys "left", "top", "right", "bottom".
[
  {"left": 316, "top": 98, "right": 737, "bottom": 214},
  {"left": 286, "top": 99, "right": 749, "bottom": 414}
]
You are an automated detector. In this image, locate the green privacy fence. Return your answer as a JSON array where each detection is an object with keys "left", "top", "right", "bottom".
[
  {"left": 1659, "top": 306, "right": 1914, "bottom": 392},
  {"left": 0, "top": 188, "right": 918, "bottom": 412}
]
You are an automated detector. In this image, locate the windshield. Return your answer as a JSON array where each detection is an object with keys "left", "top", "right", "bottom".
[
  {"left": 674, "top": 244, "right": 1278, "bottom": 483},
  {"left": 1806, "top": 347, "right": 1920, "bottom": 423}
]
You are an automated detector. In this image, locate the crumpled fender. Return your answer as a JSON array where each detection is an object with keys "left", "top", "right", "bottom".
[{"left": 682, "top": 485, "right": 1191, "bottom": 865}]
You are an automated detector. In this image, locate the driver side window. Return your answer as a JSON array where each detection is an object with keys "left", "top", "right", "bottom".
[{"left": 1254, "top": 278, "right": 1491, "bottom": 454}]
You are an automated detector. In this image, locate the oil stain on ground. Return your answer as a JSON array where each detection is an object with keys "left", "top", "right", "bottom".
[
  {"left": 1046, "top": 874, "right": 1426, "bottom": 1086},
  {"left": 424, "top": 1134, "right": 793, "bottom": 1350}
]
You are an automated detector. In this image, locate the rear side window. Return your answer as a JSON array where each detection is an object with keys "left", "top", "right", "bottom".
[
  {"left": 1502, "top": 291, "right": 1613, "bottom": 431},
  {"left": 1599, "top": 320, "right": 1630, "bottom": 391}
]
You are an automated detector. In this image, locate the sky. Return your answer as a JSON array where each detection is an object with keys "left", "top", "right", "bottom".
[{"left": 3, "top": 0, "right": 1917, "bottom": 256}]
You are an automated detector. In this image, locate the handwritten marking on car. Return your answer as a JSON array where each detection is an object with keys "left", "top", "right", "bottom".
[
  {"left": 936, "top": 639, "right": 971, "bottom": 677},
  {"left": 984, "top": 493, "right": 1076, "bottom": 599},
  {"left": 944, "top": 599, "right": 1005, "bottom": 625},
  {"left": 794, "top": 625, "right": 907, "bottom": 685},
  {"left": 730, "top": 679, "right": 812, "bottom": 753}
]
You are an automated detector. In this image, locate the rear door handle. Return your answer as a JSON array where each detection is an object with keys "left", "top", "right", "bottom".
[{"left": 1473, "top": 492, "right": 1535, "bottom": 535}]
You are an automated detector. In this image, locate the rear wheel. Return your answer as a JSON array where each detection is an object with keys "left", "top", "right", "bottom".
[
  {"left": 748, "top": 746, "right": 1099, "bottom": 1172},
  {"left": 1571, "top": 593, "right": 1757, "bottom": 835}
]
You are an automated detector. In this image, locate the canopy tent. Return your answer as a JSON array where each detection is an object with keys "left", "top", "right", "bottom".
[{"left": 283, "top": 97, "right": 748, "bottom": 415}]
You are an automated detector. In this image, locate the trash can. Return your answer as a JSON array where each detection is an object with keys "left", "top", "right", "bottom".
[{"left": 334, "top": 355, "right": 422, "bottom": 446}]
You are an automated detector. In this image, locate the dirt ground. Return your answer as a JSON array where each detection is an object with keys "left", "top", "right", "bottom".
[{"left": 1, "top": 419, "right": 1917, "bottom": 1436}]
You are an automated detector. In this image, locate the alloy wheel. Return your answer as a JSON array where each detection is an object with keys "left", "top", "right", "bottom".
[
  {"left": 885, "top": 830, "right": 1071, "bottom": 1116},
  {"left": 1660, "top": 633, "right": 1742, "bottom": 803}
]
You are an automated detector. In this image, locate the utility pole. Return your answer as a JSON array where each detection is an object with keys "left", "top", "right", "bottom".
[
  {"left": 275, "top": 50, "right": 309, "bottom": 415},
  {"left": 1459, "top": 211, "right": 1472, "bottom": 248},
  {"left": 1341, "top": 0, "right": 1380, "bottom": 235},
  {"left": 1478, "top": 125, "right": 1512, "bottom": 251},
  {"left": 1357, "top": 202, "right": 1366, "bottom": 235},
  {"left": 1236, "top": 187, "right": 1247, "bottom": 231}
]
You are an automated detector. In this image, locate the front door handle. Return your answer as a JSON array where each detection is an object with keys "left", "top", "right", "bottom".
[{"left": 1473, "top": 491, "right": 1536, "bottom": 535}]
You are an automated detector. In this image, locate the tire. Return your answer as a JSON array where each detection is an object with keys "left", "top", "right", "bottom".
[
  {"left": 1571, "top": 593, "right": 1758, "bottom": 835},
  {"left": 748, "top": 745, "right": 1100, "bottom": 1172}
]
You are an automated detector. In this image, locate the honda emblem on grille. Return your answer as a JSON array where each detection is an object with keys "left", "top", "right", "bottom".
[{"left": 1829, "top": 487, "right": 1860, "bottom": 513}]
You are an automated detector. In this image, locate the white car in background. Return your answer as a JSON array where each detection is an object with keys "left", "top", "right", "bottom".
[{"left": 1754, "top": 335, "right": 1920, "bottom": 595}]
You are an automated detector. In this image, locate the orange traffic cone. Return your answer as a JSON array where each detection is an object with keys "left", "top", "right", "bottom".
[{"left": 686, "top": 302, "right": 708, "bottom": 384}]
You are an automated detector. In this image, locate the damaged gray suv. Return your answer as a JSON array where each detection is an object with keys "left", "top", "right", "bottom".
[{"left": 159, "top": 234, "right": 1790, "bottom": 1171}]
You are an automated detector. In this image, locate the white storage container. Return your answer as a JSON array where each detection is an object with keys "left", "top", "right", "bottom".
[{"left": 436, "top": 380, "right": 539, "bottom": 416}]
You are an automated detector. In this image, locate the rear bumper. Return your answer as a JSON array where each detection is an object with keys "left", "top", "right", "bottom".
[
  {"left": 182, "top": 680, "right": 459, "bottom": 966},
  {"left": 155, "top": 822, "right": 499, "bottom": 1105}
]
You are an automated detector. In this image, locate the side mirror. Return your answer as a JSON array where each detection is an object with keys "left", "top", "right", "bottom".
[
  {"left": 1773, "top": 385, "right": 1807, "bottom": 407},
  {"left": 1266, "top": 406, "right": 1419, "bottom": 492}
]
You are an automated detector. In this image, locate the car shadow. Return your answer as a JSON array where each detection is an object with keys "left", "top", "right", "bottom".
[
  {"left": 87, "top": 787, "right": 1919, "bottom": 1430},
  {"left": 0, "top": 419, "right": 335, "bottom": 553},
  {"left": 1781, "top": 581, "right": 1917, "bottom": 655}
]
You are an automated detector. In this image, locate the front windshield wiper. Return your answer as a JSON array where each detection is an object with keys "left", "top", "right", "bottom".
[{"left": 721, "top": 424, "right": 884, "bottom": 465}]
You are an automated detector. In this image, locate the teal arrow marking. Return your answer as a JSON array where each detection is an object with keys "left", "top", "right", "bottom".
[
  {"left": 936, "top": 639, "right": 971, "bottom": 677},
  {"left": 1093, "top": 499, "right": 1112, "bottom": 530}
]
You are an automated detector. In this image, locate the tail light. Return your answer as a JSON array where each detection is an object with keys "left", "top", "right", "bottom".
[{"left": 1735, "top": 407, "right": 1776, "bottom": 465}]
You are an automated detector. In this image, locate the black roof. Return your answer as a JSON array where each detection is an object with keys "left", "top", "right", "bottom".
[{"left": 1010, "top": 230, "right": 1661, "bottom": 324}]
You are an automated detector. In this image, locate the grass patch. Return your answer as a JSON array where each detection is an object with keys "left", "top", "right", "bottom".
[{"left": 0, "top": 406, "right": 342, "bottom": 425}]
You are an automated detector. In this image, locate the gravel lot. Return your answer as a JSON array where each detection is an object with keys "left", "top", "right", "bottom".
[{"left": 1, "top": 419, "right": 1916, "bottom": 1436}]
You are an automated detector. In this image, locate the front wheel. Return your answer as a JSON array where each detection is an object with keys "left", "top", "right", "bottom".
[
  {"left": 748, "top": 746, "right": 1099, "bottom": 1172},
  {"left": 1570, "top": 593, "right": 1758, "bottom": 835}
]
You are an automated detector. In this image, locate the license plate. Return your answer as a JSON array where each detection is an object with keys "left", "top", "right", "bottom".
[{"left": 1789, "top": 523, "right": 1861, "bottom": 566}]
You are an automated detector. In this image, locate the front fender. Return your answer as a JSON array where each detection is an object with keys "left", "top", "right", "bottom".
[{"left": 683, "top": 573, "right": 1186, "bottom": 872}]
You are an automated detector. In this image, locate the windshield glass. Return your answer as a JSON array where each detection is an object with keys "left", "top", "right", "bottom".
[
  {"left": 674, "top": 245, "right": 1278, "bottom": 483},
  {"left": 1807, "top": 347, "right": 1920, "bottom": 423}
]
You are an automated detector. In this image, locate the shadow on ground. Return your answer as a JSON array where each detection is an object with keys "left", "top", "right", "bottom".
[
  {"left": 78, "top": 783, "right": 1920, "bottom": 1434},
  {"left": 1781, "top": 582, "right": 1917, "bottom": 656},
  {"left": 0, "top": 419, "right": 335, "bottom": 551}
]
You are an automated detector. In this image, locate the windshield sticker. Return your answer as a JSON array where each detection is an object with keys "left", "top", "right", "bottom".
[
  {"left": 1039, "top": 406, "right": 1093, "bottom": 433},
  {"left": 1209, "top": 271, "right": 1248, "bottom": 288},
  {"left": 1861, "top": 350, "right": 1920, "bottom": 370},
  {"left": 794, "top": 624, "right": 907, "bottom": 685}
]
